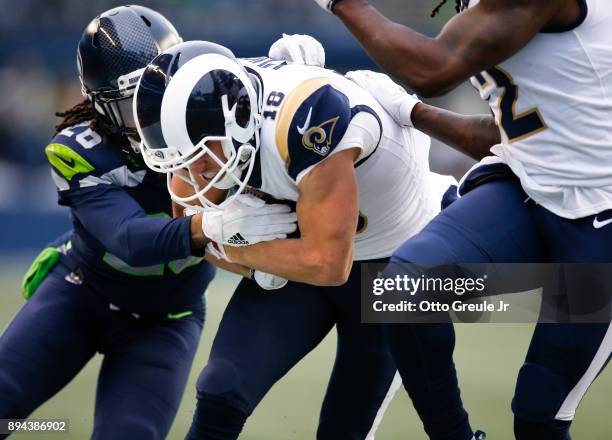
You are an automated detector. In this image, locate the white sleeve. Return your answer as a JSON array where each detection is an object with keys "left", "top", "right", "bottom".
[
  {"left": 333, "top": 111, "right": 381, "bottom": 161},
  {"left": 295, "top": 111, "right": 381, "bottom": 184}
]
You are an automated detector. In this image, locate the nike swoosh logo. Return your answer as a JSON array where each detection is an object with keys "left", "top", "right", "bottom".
[
  {"left": 297, "top": 107, "right": 313, "bottom": 135},
  {"left": 56, "top": 155, "right": 75, "bottom": 168},
  {"left": 593, "top": 216, "right": 612, "bottom": 229}
]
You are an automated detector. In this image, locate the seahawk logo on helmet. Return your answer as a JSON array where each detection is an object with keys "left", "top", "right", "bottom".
[{"left": 133, "top": 41, "right": 263, "bottom": 211}]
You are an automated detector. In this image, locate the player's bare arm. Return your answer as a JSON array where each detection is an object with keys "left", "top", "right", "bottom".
[
  {"left": 348, "top": 69, "right": 499, "bottom": 159},
  {"left": 412, "top": 103, "right": 499, "bottom": 160},
  {"left": 331, "top": 0, "right": 580, "bottom": 96},
  {"left": 204, "top": 251, "right": 254, "bottom": 279},
  {"left": 225, "top": 148, "right": 360, "bottom": 286}
]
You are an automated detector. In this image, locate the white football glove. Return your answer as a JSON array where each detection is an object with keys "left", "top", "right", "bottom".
[
  {"left": 346, "top": 70, "right": 422, "bottom": 128},
  {"left": 313, "top": 0, "right": 339, "bottom": 13},
  {"left": 253, "top": 270, "right": 289, "bottom": 290},
  {"left": 269, "top": 34, "right": 325, "bottom": 67},
  {"left": 201, "top": 194, "right": 297, "bottom": 248}
]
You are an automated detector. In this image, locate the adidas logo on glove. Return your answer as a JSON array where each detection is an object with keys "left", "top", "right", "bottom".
[{"left": 227, "top": 233, "right": 249, "bottom": 245}]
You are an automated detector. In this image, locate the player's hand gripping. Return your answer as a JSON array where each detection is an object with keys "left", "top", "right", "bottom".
[
  {"left": 269, "top": 34, "right": 325, "bottom": 67},
  {"left": 202, "top": 194, "right": 297, "bottom": 253},
  {"left": 346, "top": 70, "right": 422, "bottom": 128}
]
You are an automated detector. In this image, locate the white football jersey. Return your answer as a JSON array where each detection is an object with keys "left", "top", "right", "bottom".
[
  {"left": 241, "top": 58, "right": 454, "bottom": 260},
  {"left": 465, "top": 0, "right": 612, "bottom": 219}
]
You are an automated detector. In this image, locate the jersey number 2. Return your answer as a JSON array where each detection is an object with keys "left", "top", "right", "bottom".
[{"left": 479, "top": 67, "right": 547, "bottom": 142}]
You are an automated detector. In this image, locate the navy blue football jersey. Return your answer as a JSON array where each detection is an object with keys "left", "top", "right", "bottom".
[{"left": 46, "top": 122, "right": 215, "bottom": 314}]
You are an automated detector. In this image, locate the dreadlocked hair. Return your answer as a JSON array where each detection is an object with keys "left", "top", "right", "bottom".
[
  {"left": 56, "top": 99, "right": 102, "bottom": 134},
  {"left": 431, "top": 0, "right": 461, "bottom": 18},
  {"left": 54, "top": 99, "right": 129, "bottom": 148}
]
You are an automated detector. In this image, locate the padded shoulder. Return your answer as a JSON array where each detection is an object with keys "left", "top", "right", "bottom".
[
  {"left": 274, "top": 78, "right": 351, "bottom": 180},
  {"left": 46, "top": 122, "right": 145, "bottom": 191}
]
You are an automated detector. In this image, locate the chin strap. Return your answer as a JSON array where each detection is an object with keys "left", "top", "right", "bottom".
[
  {"left": 212, "top": 142, "right": 257, "bottom": 190},
  {"left": 213, "top": 167, "right": 243, "bottom": 190},
  {"left": 128, "top": 137, "right": 141, "bottom": 154}
]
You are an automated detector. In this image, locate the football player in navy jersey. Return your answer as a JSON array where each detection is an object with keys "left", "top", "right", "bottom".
[
  {"left": 311, "top": 1, "right": 612, "bottom": 439},
  {"left": 0, "top": 7, "right": 298, "bottom": 440}
]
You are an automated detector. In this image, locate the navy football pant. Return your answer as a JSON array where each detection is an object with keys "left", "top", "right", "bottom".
[
  {"left": 187, "top": 262, "right": 399, "bottom": 440},
  {"left": 0, "top": 261, "right": 204, "bottom": 440},
  {"left": 388, "top": 169, "right": 611, "bottom": 440}
]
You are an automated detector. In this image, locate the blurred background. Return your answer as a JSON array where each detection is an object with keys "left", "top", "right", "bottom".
[{"left": 0, "top": 1, "right": 609, "bottom": 439}]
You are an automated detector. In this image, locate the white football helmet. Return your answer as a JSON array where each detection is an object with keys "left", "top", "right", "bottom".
[{"left": 133, "top": 41, "right": 263, "bottom": 210}]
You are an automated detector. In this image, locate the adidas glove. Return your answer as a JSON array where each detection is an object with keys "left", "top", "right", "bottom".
[
  {"left": 269, "top": 34, "right": 325, "bottom": 67},
  {"left": 253, "top": 270, "right": 289, "bottom": 290},
  {"left": 313, "top": 0, "right": 341, "bottom": 13},
  {"left": 346, "top": 70, "right": 421, "bottom": 128},
  {"left": 201, "top": 194, "right": 297, "bottom": 248}
]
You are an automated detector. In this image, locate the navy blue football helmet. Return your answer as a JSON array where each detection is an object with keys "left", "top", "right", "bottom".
[
  {"left": 134, "top": 41, "right": 263, "bottom": 210},
  {"left": 77, "top": 5, "right": 182, "bottom": 137}
]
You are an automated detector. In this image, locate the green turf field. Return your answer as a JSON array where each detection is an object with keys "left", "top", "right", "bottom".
[{"left": 0, "top": 260, "right": 610, "bottom": 439}]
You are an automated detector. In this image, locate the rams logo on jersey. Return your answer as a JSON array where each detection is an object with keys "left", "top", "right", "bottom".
[
  {"left": 275, "top": 77, "right": 351, "bottom": 180},
  {"left": 301, "top": 116, "right": 339, "bottom": 157}
]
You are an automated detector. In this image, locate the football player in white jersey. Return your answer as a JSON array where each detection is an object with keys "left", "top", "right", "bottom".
[
  {"left": 132, "top": 40, "right": 458, "bottom": 439},
  {"left": 312, "top": 0, "right": 612, "bottom": 439}
]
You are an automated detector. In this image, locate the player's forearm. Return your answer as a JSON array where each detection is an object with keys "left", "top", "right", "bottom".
[
  {"left": 204, "top": 252, "right": 252, "bottom": 279},
  {"left": 104, "top": 216, "right": 195, "bottom": 266},
  {"left": 70, "top": 186, "right": 198, "bottom": 266},
  {"left": 226, "top": 238, "right": 353, "bottom": 286},
  {"left": 334, "top": 0, "right": 562, "bottom": 98},
  {"left": 333, "top": 0, "right": 459, "bottom": 97},
  {"left": 411, "top": 103, "right": 500, "bottom": 160}
]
